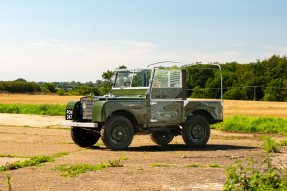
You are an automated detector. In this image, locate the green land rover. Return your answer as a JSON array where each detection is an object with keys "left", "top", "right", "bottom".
[{"left": 60, "top": 61, "right": 223, "bottom": 150}]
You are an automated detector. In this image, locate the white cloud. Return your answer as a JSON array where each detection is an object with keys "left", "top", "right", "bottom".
[
  {"left": 233, "top": 43, "right": 246, "bottom": 46},
  {"left": 48, "top": 39, "right": 59, "bottom": 42},
  {"left": 0, "top": 40, "right": 263, "bottom": 82},
  {"left": 261, "top": 46, "right": 287, "bottom": 54}
]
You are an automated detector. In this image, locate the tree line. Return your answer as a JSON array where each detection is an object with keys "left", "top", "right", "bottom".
[
  {"left": 0, "top": 55, "right": 286, "bottom": 101},
  {"left": 188, "top": 54, "right": 287, "bottom": 101}
]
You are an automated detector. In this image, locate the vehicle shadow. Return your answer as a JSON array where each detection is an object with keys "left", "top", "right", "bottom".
[{"left": 89, "top": 144, "right": 259, "bottom": 152}]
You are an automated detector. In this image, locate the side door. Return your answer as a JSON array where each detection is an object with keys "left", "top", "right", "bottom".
[{"left": 149, "top": 69, "right": 183, "bottom": 124}]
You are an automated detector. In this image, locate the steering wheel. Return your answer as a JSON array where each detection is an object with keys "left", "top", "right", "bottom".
[{"left": 124, "top": 82, "right": 134, "bottom": 87}]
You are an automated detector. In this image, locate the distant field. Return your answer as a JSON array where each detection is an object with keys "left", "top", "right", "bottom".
[
  {"left": 0, "top": 93, "right": 82, "bottom": 105},
  {"left": 1, "top": 93, "right": 287, "bottom": 118}
]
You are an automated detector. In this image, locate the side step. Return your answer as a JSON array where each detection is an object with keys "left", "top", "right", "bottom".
[{"left": 60, "top": 122, "right": 98, "bottom": 128}]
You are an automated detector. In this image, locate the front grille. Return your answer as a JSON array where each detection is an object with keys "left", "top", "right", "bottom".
[{"left": 80, "top": 97, "right": 98, "bottom": 119}]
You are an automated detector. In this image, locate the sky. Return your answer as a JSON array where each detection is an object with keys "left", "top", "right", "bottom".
[{"left": 0, "top": 0, "right": 287, "bottom": 82}]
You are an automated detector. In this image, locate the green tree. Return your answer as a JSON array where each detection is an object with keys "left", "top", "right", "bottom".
[
  {"left": 102, "top": 70, "right": 115, "bottom": 84},
  {"left": 14, "top": 78, "right": 26, "bottom": 82},
  {"left": 117, "top": 65, "right": 127, "bottom": 69},
  {"left": 42, "top": 83, "right": 57, "bottom": 93}
]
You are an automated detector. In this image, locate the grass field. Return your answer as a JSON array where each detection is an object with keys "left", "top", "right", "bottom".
[{"left": 1, "top": 93, "right": 287, "bottom": 118}]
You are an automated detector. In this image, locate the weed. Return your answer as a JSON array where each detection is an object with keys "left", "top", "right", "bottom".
[
  {"left": 0, "top": 154, "right": 30, "bottom": 158},
  {"left": 95, "top": 142, "right": 104, "bottom": 146},
  {"left": 208, "top": 163, "right": 224, "bottom": 168},
  {"left": 143, "top": 151, "right": 149, "bottom": 154},
  {"left": 0, "top": 156, "right": 55, "bottom": 172},
  {"left": 186, "top": 163, "right": 224, "bottom": 168},
  {"left": 5, "top": 170, "right": 12, "bottom": 191},
  {"left": 52, "top": 152, "right": 69, "bottom": 158},
  {"left": 186, "top": 164, "right": 207, "bottom": 167},
  {"left": 118, "top": 156, "right": 130, "bottom": 160},
  {"left": 137, "top": 167, "right": 143, "bottom": 170},
  {"left": 150, "top": 163, "right": 177, "bottom": 167},
  {"left": 57, "top": 142, "right": 75, "bottom": 144},
  {"left": 108, "top": 159, "right": 123, "bottom": 167},
  {"left": 261, "top": 136, "right": 281, "bottom": 153},
  {"left": 280, "top": 140, "right": 287, "bottom": 146},
  {"left": 52, "top": 159, "right": 123, "bottom": 177},
  {"left": 224, "top": 155, "right": 287, "bottom": 190},
  {"left": 173, "top": 141, "right": 179, "bottom": 144},
  {"left": 170, "top": 151, "right": 181, "bottom": 154}
]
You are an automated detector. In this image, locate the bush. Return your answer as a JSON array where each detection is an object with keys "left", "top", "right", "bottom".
[
  {"left": 0, "top": 81, "right": 41, "bottom": 93},
  {"left": 56, "top": 89, "right": 66, "bottom": 96}
]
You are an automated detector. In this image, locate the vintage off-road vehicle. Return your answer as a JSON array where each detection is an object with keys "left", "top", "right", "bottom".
[{"left": 61, "top": 61, "right": 223, "bottom": 150}]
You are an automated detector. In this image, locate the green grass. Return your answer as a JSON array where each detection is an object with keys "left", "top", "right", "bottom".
[
  {"left": 208, "top": 163, "right": 225, "bottom": 168},
  {"left": 52, "top": 159, "right": 123, "bottom": 177},
  {"left": 150, "top": 163, "right": 177, "bottom": 167},
  {"left": 136, "top": 167, "right": 143, "bottom": 170},
  {"left": 0, "top": 103, "right": 65, "bottom": 116},
  {"left": 211, "top": 115, "right": 287, "bottom": 134},
  {"left": 57, "top": 142, "right": 75, "bottom": 144},
  {"left": 280, "top": 140, "right": 287, "bottom": 146},
  {"left": 0, "top": 154, "right": 30, "bottom": 158},
  {"left": 52, "top": 152, "right": 69, "bottom": 158},
  {"left": 0, "top": 156, "right": 55, "bottom": 173},
  {"left": 118, "top": 156, "right": 130, "bottom": 160},
  {"left": 95, "top": 142, "right": 104, "bottom": 146},
  {"left": 186, "top": 163, "right": 224, "bottom": 168},
  {"left": 186, "top": 164, "right": 207, "bottom": 167}
]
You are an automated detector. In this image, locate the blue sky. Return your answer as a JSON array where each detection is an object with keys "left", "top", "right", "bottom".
[{"left": 0, "top": 0, "right": 287, "bottom": 82}]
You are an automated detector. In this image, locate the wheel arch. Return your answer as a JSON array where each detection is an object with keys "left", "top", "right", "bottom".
[
  {"left": 190, "top": 109, "right": 215, "bottom": 124},
  {"left": 109, "top": 110, "right": 139, "bottom": 133}
]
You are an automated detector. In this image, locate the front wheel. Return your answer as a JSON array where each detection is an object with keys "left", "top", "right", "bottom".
[
  {"left": 182, "top": 115, "right": 210, "bottom": 147},
  {"left": 71, "top": 127, "right": 100, "bottom": 147},
  {"left": 101, "top": 116, "right": 134, "bottom": 150}
]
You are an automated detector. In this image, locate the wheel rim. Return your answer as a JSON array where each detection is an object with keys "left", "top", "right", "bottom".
[
  {"left": 190, "top": 122, "right": 206, "bottom": 142},
  {"left": 110, "top": 122, "right": 129, "bottom": 145}
]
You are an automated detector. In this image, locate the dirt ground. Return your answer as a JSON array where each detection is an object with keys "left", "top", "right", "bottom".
[{"left": 0, "top": 114, "right": 287, "bottom": 191}]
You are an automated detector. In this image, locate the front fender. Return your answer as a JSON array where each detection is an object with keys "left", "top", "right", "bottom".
[
  {"left": 92, "top": 101, "right": 107, "bottom": 122},
  {"left": 66, "top": 100, "right": 81, "bottom": 120}
]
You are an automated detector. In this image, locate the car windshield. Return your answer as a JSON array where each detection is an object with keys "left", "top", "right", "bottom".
[{"left": 114, "top": 69, "right": 152, "bottom": 88}]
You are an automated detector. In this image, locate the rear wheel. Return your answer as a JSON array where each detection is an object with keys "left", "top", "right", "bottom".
[
  {"left": 71, "top": 127, "right": 100, "bottom": 147},
  {"left": 150, "top": 131, "right": 174, "bottom": 146},
  {"left": 101, "top": 116, "right": 134, "bottom": 150},
  {"left": 182, "top": 115, "right": 210, "bottom": 147}
]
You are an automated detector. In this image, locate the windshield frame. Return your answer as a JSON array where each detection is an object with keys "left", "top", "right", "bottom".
[{"left": 112, "top": 68, "right": 152, "bottom": 89}]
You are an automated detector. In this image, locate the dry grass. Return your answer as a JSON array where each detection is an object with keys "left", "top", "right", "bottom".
[
  {"left": 1, "top": 94, "right": 287, "bottom": 118},
  {"left": 0, "top": 93, "right": 82, "bottom": 105}
]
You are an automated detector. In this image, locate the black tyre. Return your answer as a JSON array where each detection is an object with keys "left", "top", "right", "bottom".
[
  {"left": 71, "top": 127, "right": 100, "bottom": 147},
  {"left": 182, "top": 115, "right": 210, "bottom": 147},
  {"left": 101, "top": 116, "right": 134, "bottom": 150},
  {"left": 150, "top": 131, "right": 174, "bottom": 146}
]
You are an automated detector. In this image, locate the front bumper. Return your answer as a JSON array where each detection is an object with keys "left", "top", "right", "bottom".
[{"left": 60, "top": 121, "right": 98, "bottom": 128}]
